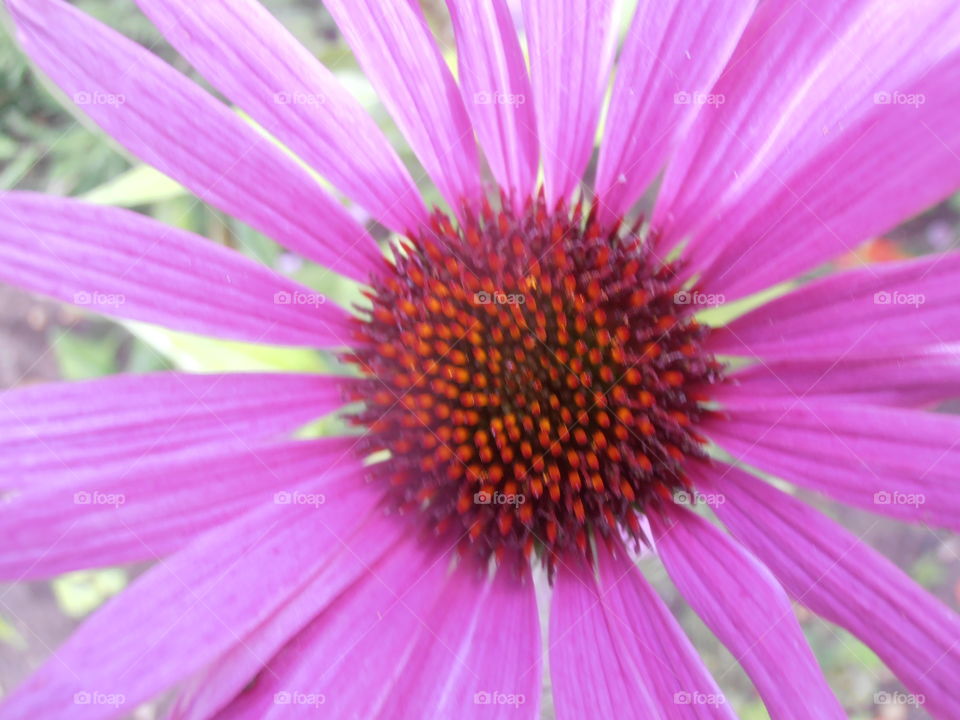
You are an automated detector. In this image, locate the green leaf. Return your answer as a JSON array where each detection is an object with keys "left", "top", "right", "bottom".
[
  {"left": 911, "top": 555, "right": 945, "bottom": 587},
  {"left": 697, "top": 280, "right": 796, "bottom": 328},
  {"left": 52, "top": 569, "right": 128, "bottom": 618},
  {"left": 836, "top": 636, "right": 883, "bottom": 672},
  {"left": 293, "top": 261, "right": 369, "bottom": 310},
  {"left": 50, "top": 329, "right": 121, "bottom": 380},
  {"left": 125, "top": 321, "right": 330, "bottom": 373},
  {"left": 0, "top": 615, "right": 27, "bottom": 651},
  {"left": 0, "top": 133, "right": 19, "bottom": 160},
  {"left": 0, "top": 145, "right": 39, "bottom": 189},
  {"left": 80, "top": 164, "right": 187, "bottom": 207},
  {"left": 740, "top": 700, "right": 772, "bottom": 720},
  {"left": 123, "top": 336, "right": 173, "bottom": 374}
]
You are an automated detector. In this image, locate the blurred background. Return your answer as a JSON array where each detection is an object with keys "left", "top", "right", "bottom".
[{"left": 1, "top": 1, "right": 959, "bottom": 718}]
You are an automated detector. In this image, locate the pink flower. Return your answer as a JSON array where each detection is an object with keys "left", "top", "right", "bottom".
[{"left": 2, "top": 0, "right": 960, "bottom": 718}]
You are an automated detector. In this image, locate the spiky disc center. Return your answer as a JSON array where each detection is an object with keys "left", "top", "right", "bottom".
[{"left": 347, "top": 195, "right": 722, "bottom": 569}]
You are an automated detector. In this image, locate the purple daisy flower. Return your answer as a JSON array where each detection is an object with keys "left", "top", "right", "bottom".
[{"left": 2, "top": 0, "right": 960, "bottom": 717}]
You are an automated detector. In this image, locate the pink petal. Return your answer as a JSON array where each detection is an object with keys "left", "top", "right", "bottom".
[
  {"left": 705, "top": 399, "right": 960, "bottom": 531},
  {"left": 446, "top": 0, "right": 538, "bottom": 206},
  {"left": 0, "top": 437, "right": 360, "bottom": 580},
  {"left": 551, "top": 545, "right": 734, "bottom": 719},
  {"left": 710, "top": 251, "right": 960, "bottom": 359},
  {"left": 697, "top": 463, "right": 960, "bottom": 719},
  {"left": 388, "top": 561, "right": 541, "bottom": 719},
  {"left": 597, "top": 545, "right": 736, "bottom": 719},
  {"left": 7, "top": 0, "right": 382, "bottom": 281},
  {"left": 134, "top": 0, "right": 426, "bottom": 234},
  {"left": 322, "top": 0, "right": 481, "bottom": 212},
  {"left": 0, "top": 193, "right": 357, "bottom": 346},
  {"left": 595, "top": 0, "right": 755, "bottom": 224},
  {"left": 213, "top": 537, "right": 457, "bottom": 719},
  {"left": 0, "top": 371, "right": 344, "bottom": 489},
  {"left": 171, "top": 508, "right": 408, "bottom": 720},
  {"left": 720, "top": 347, "right": 960, "bottom": 407},
  {"left": 650, "top": 505, "right": 845, "bottom": 719},
  {"left": 522, "top": 0, "right": 619, "bottom": 205},
  {"left": 0, "top": 483, "right": 384, "bottom": 719},
  {"left": 551, "top": 557, "right": 657, "bottom": 719},
  {"left": 654, "top": 1, "right": 960, "bottom": 300}
]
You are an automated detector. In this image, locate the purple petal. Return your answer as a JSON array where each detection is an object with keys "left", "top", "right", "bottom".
[
  {"left": 135, "top": 0, "right": 426, "bottom": 234},
  {"left": 650, "top": 505, "right": 845, "bottom": 719},
  {"left": 595, "top": 0, "right": 755, "bottom": 224},
  {"left": 171, "top": 508, "right": 408, "bottom": 720},
  {"left": 0, "top": 483, "right": 384, "bottom": 718},
  {"left": 0, "top": 193, "right": 360, "bottom": 346},
  {"left": 0, "top": 437, "right": 360, "bottom": 579},
  {"left": 446, "top": 0, "right": 538, "bottom": 206},
  {"left": 388, "top": 561, "right": 541, "bottom": 719},
  {"left": 551, "top": 545, "right": 735, "bottom": 719},
  {"left": 550, "top": 556, "right": 659, "bottom": 719},
  {"left": 596, "top": 544, "right": 736, "bottom": 719},
  {"left": 7, "top": 0, "right": 383, "bottom": 281},
  {"left": 322, "top": 0, "right": 481, "bottom": 212},
  {"left": 522, "top": 0, "right": 619, "bottom": 204},
  {"left": 654, "top": 1, "right": 960, "bottom": 300},
  {"left": 0, "top": 371, "right": 344, "bottom": 488},
  {"left": 707, "top": 399, "right": 960, "bottom": 530},
  {"left": 710, "top": 252, "right": 960, "bottom": 359},
  {"left": 698, "top": 463, "right": 960, "bottom": 719},
  {"left": 212, "top": 537, "right": 457, "bottom": 718},
  {"left": 720, "top": 347, "right": 960, "bottom": 407}
]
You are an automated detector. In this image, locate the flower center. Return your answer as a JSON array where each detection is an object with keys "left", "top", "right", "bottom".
[{"left": 346, "top": 193, "right": 722, "bottom": 569}]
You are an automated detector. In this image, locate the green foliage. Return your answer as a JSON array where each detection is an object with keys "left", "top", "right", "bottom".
[
  {"left": 81, "top": 164, "right": 186, "bottom": 207},
  {"left": 51, "top": 570, "right": 128, "bottom": 619}
]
